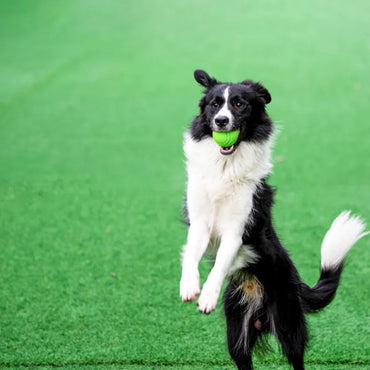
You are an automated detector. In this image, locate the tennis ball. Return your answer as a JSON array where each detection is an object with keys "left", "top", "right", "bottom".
[{"left": 212, "top": 130, "right": 239, "bottom": 147}]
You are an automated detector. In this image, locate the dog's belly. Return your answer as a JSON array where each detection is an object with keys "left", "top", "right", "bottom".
[{"left": 206, "top": 238, "right": 259, "bottom": 275}]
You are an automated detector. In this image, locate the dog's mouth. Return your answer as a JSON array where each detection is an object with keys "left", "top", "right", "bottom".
[
  {"left": 216, "top": 129, "right": 240, "bottom": 156},
  {"left": 220, "top": 145, "right": 237, "bottom": 155}
]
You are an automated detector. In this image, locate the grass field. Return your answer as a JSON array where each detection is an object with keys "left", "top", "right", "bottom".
[{"left": 0, "top": 1, "right": 369, "bottom": 369}]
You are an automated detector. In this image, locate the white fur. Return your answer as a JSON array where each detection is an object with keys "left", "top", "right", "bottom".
[
  {"left": 321, "top": 211, "right": 369, "bottom": 269},
  {"left": 228, "top": 245, "right": 260, "bottom": 276},
  {"left": 236, "top": 285, "right": 264, "bottom": 350},
  {"left": 180, "top": 132, "right": 273, "bottom": 313},
  {"left": 213, "top": 87, "right": 233, "bottom": 127}
]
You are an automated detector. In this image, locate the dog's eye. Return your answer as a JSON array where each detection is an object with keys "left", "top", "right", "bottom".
[
  {"left": 234, "top": 100, "right": 244, "bottom": 108},
  {"left": 211, "top": 102, "right": 219, "bottom": 108}
]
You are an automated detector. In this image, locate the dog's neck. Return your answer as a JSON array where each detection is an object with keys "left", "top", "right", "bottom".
[{"left": 184, "top": 132, "right": 273, "bottom": 185}]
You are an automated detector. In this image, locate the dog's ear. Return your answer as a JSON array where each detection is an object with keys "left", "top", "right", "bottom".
[
  {"left": 253, "top": 82, "right": 271, "bottom": 104},
  {"left": 242, "top": 80, "right": 271, "bottom": 105},
  {"left": 194, "top": 69, "right": 218, "bottom": 88}
]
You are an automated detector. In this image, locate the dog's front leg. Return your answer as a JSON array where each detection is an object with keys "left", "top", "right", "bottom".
[
  {"left": 180, "top": 221, "right": 211, "bottom": 302},
  {"left": 197, "top": 232, "right": 242, "bottom": 314}
]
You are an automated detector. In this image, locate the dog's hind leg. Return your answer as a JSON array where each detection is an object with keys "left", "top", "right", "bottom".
[
  {"left": 224, "top": 282, "right": 263, "bottom": 370},
  {"left": 271, "top": 295, "right": 308, "bottom": 370},
  {"left": 277, "top": 331, "right": 306, "bottom": 370}
]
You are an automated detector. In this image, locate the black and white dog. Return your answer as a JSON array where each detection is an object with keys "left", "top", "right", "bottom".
[{"left": 179, "top": 69, "right": 367, "bottom": 369}]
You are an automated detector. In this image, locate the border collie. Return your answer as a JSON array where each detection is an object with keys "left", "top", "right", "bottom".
[{"left": 179, "top": 69, "right": 368, "bottom": 370}]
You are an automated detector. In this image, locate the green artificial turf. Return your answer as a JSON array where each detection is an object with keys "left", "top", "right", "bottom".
[{"left": 0, "top": 0, "right": 369, "bottom": 368}]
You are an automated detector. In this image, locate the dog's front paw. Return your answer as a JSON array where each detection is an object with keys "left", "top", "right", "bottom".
[
  {"left": 180, "top": 270, "right": 200, "bottom": 302},
  {"left": 197, "top": 284, "right": 220, "bottom": 314}
]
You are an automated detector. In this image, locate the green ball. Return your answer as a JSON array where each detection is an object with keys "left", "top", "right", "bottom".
[{"left": 212, "top": 130, "right": 239, "bottom": 147}]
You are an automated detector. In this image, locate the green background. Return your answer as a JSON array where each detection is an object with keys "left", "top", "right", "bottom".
[{"left": 0, "top": 0, "right": 369, "bottom": 368}]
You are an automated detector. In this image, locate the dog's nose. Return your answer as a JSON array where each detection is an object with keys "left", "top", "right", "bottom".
[{"left": 215, "top": 116, "right": 229, "bottom": 128}]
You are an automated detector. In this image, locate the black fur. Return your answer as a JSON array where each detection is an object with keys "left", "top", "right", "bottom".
[
  {"left": 223, "top": 181, "right": 345, "bottom": 370},
  {"left": 189, "top": 70, "right": 346, "bottom": 370},
  {"left": 224, "top": 182, "right": 309, "bottom": 370}
]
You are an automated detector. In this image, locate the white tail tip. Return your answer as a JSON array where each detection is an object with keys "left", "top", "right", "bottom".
[{"left": 321, "top": 211, "right": 369, "bottom": 269}]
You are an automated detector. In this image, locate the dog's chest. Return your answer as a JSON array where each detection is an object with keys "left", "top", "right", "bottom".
[
  {"left": 184, "top": 135, "right": 269, "bottom": 236},
  {"left": 209, "top": 181, "right": 256, "bottom": 238}
]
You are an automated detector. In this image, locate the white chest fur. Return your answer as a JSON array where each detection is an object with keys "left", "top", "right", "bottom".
[
  {"left": 184, "top": 132, "right": 273, "bottom": 238},
  {"left": 180, "top": 132, "right": 273, "bottom": 313}
]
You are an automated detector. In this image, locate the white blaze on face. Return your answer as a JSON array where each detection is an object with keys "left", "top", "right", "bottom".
[{"left": 213, "top": 86, "right": 234, "bottom": 127}]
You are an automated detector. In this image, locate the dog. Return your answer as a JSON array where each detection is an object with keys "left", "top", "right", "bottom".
[{"left": 179, "top": 69, "right": 368, "bottom": 370}]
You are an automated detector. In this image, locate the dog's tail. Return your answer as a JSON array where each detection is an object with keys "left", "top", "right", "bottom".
[{"left": 301, "top": 211, "right": 368, "bottom": 313}]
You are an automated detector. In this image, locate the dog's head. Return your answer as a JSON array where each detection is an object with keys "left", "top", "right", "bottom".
[{"left": 191, "top": 69, "right": 273, "bottom": 155}]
